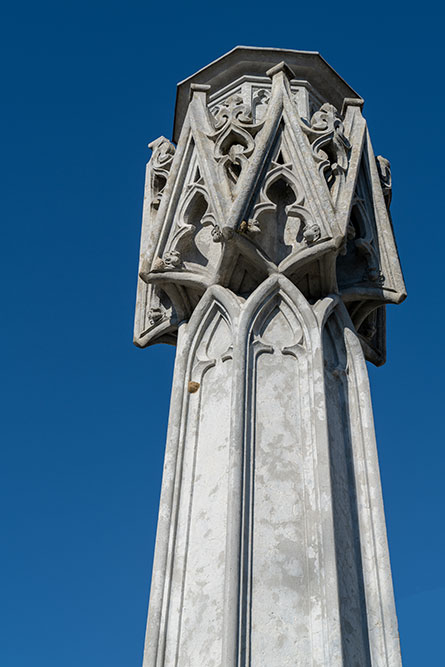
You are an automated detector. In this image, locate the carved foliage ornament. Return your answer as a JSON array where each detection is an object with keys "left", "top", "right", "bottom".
[
  {"left": 300, "top": 103, "right": 351, "bottom": 203},
  {"left": 148, "top": 136, "right": 175, "bottom": 210},
  {"left": 209, "top": 94, "right": 264, "bottom": 195}
]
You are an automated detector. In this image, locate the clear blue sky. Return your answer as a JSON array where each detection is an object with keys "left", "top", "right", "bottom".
[{"left": 1, "top": 1, "right": 443, "bottom": 665}]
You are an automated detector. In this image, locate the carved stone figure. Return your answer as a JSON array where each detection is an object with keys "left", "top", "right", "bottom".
[
  {"left": 134, "top": 47, "right": 406, "bottom": 666},
  {"left": 376, "top": 154, "right": 392, "bottom": 208}
]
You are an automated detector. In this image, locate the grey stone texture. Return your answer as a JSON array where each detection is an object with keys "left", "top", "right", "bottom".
[{"left": 134, "top": 47, "right": 406, "bottom": 666}]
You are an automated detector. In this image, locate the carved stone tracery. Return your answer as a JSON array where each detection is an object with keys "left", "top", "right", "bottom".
[
  {"left": 246, "top": 153, "right": 321, "bottom": 263},
  {"left": 209, "top": 94, "right": 263, "bottom": 195},
  {"left": 300, "top": 102, "right": 351, "bottom": 203},
  {"left": 135, "top": 51, "right": 405, "bottom": 358}
]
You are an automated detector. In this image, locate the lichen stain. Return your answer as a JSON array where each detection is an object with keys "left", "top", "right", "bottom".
[{"left": 188, "top": 380, "right": 200, "bottom": 393}]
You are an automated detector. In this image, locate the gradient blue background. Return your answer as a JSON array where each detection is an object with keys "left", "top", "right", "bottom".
[{"left": 1, "top": 1, "right": 443, "bottom": 665}]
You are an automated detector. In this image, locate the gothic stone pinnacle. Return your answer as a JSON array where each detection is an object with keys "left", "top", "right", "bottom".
[{"left": 134, "top": 47, "right": 405, "bottom": 666}]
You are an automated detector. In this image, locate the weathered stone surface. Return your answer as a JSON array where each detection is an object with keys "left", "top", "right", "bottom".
[{"left": 134, "top": 47, "right": 405, "bottom": 666}]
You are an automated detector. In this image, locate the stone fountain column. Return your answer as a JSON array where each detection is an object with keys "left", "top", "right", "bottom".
[{"left": 134, "top": 47, "right": 406, "bottom": 667}]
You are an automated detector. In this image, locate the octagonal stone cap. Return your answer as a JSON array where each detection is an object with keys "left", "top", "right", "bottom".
[{"left": 173, "top": 46, "right": 361, "bottom": 142}]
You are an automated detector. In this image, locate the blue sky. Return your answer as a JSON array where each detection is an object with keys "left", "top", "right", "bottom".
[{"left": 1, "top": 1, "right": 443, "bottom": 665}]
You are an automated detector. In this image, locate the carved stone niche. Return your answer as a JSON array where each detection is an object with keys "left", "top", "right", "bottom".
[{"left": 134, "top": 46, "right": 406, "bottom": 365}]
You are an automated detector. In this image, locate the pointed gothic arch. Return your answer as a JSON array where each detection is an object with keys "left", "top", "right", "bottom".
[
  {"left": 226, "top": 273, "right": 340, "bottom": 665},
  {"left": 238, "top": 273, "right": 319, "bottom": 349}
]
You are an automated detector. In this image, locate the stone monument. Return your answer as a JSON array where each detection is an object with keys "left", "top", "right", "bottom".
[{"left": 134, "top": 47, "right": 406, "bottom": 666}]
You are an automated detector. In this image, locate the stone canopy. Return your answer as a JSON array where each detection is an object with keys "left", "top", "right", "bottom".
[{"left": 134, "top": 47, "right": 405, "bottom": 365}]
